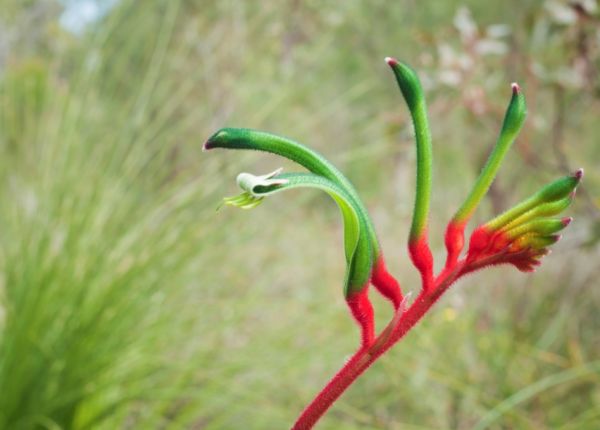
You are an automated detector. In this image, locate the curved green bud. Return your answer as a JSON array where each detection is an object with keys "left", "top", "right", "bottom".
[
  {"left": 512, "top": 234, "right": 561, "bottom": 250},
  {"left": 205, "top": 128, "right": 381, "bottom": 258},
  {"left": 224, "top": 169, "right": 373, "bottom": 296},
  {"left": 452, "top": 83, "right": 527, "bottom": 225},
  {"left": 536, "top": 169, "right": 582, "bottom": 202},
  {"left": 505, "top": 218, "right": 569, "bottom": 240},
  {"left": 499, "top": 195, "right": 572, "bottom": 232},
  {"left": 386, "top": 58, "right": 432, "bottom": 242},
  {"left": 486, "top": 170, "right": 582, "bottom": 231}
]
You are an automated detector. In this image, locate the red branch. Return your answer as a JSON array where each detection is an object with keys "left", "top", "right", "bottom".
[{"left": 291, "top": 260, "right": 468, "bottom": 429}]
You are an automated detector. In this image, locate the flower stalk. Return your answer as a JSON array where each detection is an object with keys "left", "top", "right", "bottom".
[{"left": 204, "top": 57, "right": 581, "bottom": 429}]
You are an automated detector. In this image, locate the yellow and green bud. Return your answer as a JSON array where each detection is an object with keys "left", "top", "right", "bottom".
[{"left": 486, "top": 170, "right": 582, "bottom": 231}]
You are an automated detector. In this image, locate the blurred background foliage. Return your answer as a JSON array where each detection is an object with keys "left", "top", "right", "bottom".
[{"left": 0, "top": 0, "right": 598, "bottom": 429}]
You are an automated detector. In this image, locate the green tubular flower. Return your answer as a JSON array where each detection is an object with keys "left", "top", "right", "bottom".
[
  {"left": 498, "top": 196, "right": 572, "bottom": 233},
  {"left": 504, "top": 218, "right": 570, "bottom": 240},
  {"left": 454, "top": 84, "right": 527, "bottom": 224},
  {"left": 386, "top": 57, "right": 434, "bottom": 291},
  {"left": 206, "top": 127, "right": 405, "bottom": 308},
  {"left": 385, "top": 58, "right": 432, "bottom": 244},
  {"left": 444, "top": 83, "right": 527, "bottom": 267},
  {"left": 224, "top": 169, "right": 373, "bottom": 297},
  {"left": 512, "top": 234, "right": 561, "bottom": 251},
  {"left": 484, "top": 170, "right": 582, "bottom": 231},
  {"left": 204, "top": 128, "right": 380, "bottom": 255}
]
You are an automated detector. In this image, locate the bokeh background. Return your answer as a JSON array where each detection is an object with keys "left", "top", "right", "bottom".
[{"left": 0, "top": 0, "right": 599, "bottom": 429}]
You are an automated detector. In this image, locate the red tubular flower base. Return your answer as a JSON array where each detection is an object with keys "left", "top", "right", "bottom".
[
  {"left": 444, "top": 220, "right": 467, "bottom": 269},
  {"left": 408, "top": 235, "right": 434, "bottom": 292},
  {"left": 346, "top": 288, "right": 375, "bottom": 348},
  {"left": 370, "top": 257, "right": 403, "bottom": 309}
]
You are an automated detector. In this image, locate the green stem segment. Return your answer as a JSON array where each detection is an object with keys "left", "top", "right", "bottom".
[{"left": 386, "top": 57, "right": 434, "bottom": 289}]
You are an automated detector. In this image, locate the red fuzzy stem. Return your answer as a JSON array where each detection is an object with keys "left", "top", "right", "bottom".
[
  {"left": 291, "top": 349, "right": 366, "bottom": 430},
  {"left": 346, "top": 288, "right": 375, "bottom": 348},
  {"left": 408, "top": 235, "right": 434, "bottom": 292},
  {"left": 291, "top": 262, "right": 465, "bottom": 430},
  {"left": 370, "top": 257, "right": 403, "bottom": 308}
]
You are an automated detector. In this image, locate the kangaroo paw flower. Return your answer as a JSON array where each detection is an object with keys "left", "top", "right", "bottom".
[
  {"left": 386, "top": 58, "right": 434, "bottom": 291},
  {"left": 207, "top": 58, "right": 581, "bottom": 430},
  {"left": 220, "top": 168, "right": 378, "bottom": 345},
  {"left": 445, "top": 83, "right": 527, "bottom": 268},
  {"left": 206, "top": 127, "right": 404, "bottom": 308}
]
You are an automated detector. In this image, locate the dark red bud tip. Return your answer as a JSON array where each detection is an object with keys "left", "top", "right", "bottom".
[
  {"left": 385, "top": 56, "right": 399, "bottom": 66},
  {"left": 202, "top": 140, "right": 213, "bottom": 152},
  {"left": 511, "top": 82, "right": 520, "bottom": 94},
  {"left": 561, "top": 217, "right": 573, "bottom": 227},
  {"left": 574, "top": 168, "right": 584, "bottom": 181}
]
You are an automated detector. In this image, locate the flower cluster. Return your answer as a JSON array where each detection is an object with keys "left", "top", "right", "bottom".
[
  {"left": 204, "top": 57, "right": 581, "bottom": 429},
  {"left": 465, "top": 171, "right": 580, "bottom": 272}
]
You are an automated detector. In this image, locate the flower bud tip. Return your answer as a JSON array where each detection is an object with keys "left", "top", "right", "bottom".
[
  {"left": 574, "top": 168, "right": 584, "bottom": 180},
  {"left": 511, "top": 82, "right": 520, "bottom": 94},
  {"left": 561, "top": 217, "right": 573, "bottom": 227},
  {"left": 385, "top": 56, "right": 398, "bottom": 66}
]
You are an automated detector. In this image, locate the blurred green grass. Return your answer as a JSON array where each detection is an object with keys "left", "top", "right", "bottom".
[{"left": 0, "top": 0, "right": 598, "bottom": 428}]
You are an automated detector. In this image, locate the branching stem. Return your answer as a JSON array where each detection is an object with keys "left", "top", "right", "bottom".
[{"left": 291, "top": 260, "right": 469, "bottom": 430}]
